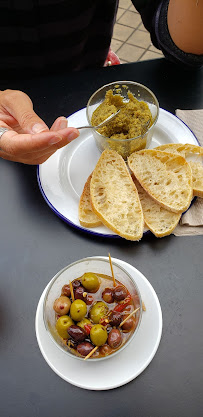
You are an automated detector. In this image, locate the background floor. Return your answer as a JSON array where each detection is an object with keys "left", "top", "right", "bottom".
[{"left": 111, "top": 0, "right": 164, "bottom": 63}]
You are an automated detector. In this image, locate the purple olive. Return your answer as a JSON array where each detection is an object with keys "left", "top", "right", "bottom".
[
  {"left": 102, "top": 288, "right": 114, "bottom": 303},
  {"left": 77, "top": 342, "right": 94, "bottom": 356},
  {"left": 121, "top": 315, "right": 136, "bottom": 332},
  {"left": 108, "top": 311, "right": 122, "bottom": 327},
  {"left": 67, "top": 325, "right": 86, "bottom": 342},
  {"left": 85, "top": 294, "right": 94, "bottom": 305},
  {"left": 113, "top": 286, "right": 128, "bottom": 301},
  {"left": 67, "top": 339, "right": 78, "bottom": 349},
  {"left": 74, "top": 286, "right": 86, "bottom": 300},
  {"left": 61, "top": 284, "right": 71, "bottom": 297},
  {"left": 99, "top": 344, "right": 113, "bottom": 356},
  {"left": 108, "top": 328, "right": 122, "bottom": 349},
  {"left": 72, "top": 280, "right": 81, "bottom": 289}
]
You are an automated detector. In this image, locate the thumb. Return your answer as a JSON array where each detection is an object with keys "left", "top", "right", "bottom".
[{"left": 2, "top": 90, "right": 49, "bottom": 134}]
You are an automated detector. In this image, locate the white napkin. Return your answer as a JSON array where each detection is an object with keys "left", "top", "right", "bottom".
[{"left": 173, "top": 109, "right": 203, "bottom": 236}]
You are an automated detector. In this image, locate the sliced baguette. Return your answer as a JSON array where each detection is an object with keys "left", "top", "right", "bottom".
[
  {"left": 128, "top": 149, "right": 193, "bottom": 213},
  {"left": 132, "top": 176, "right": 181, "bottom": 237},
  {"left": 90, "top": 149, "right": 144, "bottom": 241},
  {"left": 79, "top": 174, "right": 102, "bottom": 227},
  {"left": 189, "top": 161, "right": 203, "bottom": 198},
  {"left": 156, "top": 143, "right": 203, "bottom": 198},
  {"left": 156, "top": 143, "right": 203, "bottom": 156}
]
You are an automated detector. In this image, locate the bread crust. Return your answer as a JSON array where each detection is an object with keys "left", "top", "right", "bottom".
[
  {"left": 128, "top": 149, "right": 193, "bottom": 213},
  {"left": 156, "top": 143, "right": 203, "bottom": 156},
  {"left": 90, "top": 149, "right": 144, "bottom": 241},
  {"left": 133, "top": 176, "right": 181, "bottom": 237},
  {"left": 79, "top": 174, "right": 102, "bottom": 227},
  {"left": 156, "top": 143, "right": 203, "bottom": 198}
]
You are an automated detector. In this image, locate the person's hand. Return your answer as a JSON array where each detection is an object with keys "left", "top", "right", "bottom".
[{"left": 0, "top": 89, "right": 80, "bottom": 164}]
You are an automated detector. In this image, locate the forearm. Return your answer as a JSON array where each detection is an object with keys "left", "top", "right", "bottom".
[{"left": 167, "top": 0, "right": 203, "bottom": 55}]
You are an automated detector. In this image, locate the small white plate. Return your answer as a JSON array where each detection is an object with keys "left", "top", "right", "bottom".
[
  {"left": 37, "top": 108, "right": 199, "bottom": 238},
  {"left": 35, "top": 257, "right": 162, "bottom": 390}
]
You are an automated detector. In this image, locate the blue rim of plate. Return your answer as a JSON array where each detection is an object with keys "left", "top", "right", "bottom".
[
  {"left": 37, "top": 109, "right": 200, "bottom": 239},
  {"left": 37, "top": 171, "right": 119, "bottom": 238}
]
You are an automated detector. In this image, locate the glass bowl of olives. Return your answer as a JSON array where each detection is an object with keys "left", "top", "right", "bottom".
[{"left": 43, "top": 257, "right": 142, "bottom": 361}]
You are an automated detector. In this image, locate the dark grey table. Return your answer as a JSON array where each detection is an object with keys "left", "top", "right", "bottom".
[{"left": 0, "top": 59, "right": 202, "bottom": 417}]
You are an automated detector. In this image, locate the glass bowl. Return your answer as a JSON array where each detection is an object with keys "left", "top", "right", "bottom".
[
  {"left": 86, "top": 81, "right": 159, "bottom": 160},
  {"left": 43, "top": 257, "right": 142, "bottom": 361}
]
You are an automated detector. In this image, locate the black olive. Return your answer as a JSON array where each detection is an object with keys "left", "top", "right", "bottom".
[
  {"left": 113, "top": 286, "right": 128, "bottom": 301},
  {"left": 108, "top": 311, "right": 122, "bottom": 327},
  {"left": 72, "top": 280, "right": 81, "bottom": 289},
  {"left": 77, "top": 342, "right": 94, "bottom": 356},
  {"left": 67, "top": 339, "right": 78, "bottom": 349},
  {"left": 102, "top": 288, "right": 114, "bottom": 303},
  {"left": 67, "top": 325, "right": 86, "bottom": 342},
  {"left": 99, "top": 344, "right": 113, "bottom": 356},
  {"left": 121, "top": 315, "right": 136, "bottom": 332},
  {"left": 74, "top": 286, "right": 86, "bottom": 300},
  {"left": 61, "top": 284, "right": 71, "bottom": 297},
  {"left": 108, "top": 328, "right": 122, "bottom": 349}
]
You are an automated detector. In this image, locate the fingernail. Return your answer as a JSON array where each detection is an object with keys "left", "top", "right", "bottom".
[
  {"left": 32, "top": 123, "right": 48, "bottom": 133},
  {"left": 49, "top": 135, "right": 62, "bottom": 145},
  {"left": 59, "top": 117, "right": 68, "bottom": 129},
  {"left": 68, "top": 130, "right": 79, "bottom": 141}
]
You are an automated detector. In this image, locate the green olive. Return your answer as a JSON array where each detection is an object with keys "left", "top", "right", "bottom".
[
  {"left": 77, "top": 318, "right": 92, "bottom": 331},
  {"left": 55, "top": 315, "right": 74, "bottom": 339},
  {"left": 89, "top": 301, "right": 109, "bottom": 324},
  {"left": 70, "top": 299, "right": 87, "bottom": 321},
  {"left": 90, "top": 324, "right": 108, "bottom": 346},
  {"left": 81, "top": 272, "right": 100, "bottom": 292}
]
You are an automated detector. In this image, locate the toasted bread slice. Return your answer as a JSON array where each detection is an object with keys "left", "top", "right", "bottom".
[
  {"left": 90, "top": 149, "right": 144, "bottom": 241},
  {"left": 132, "top": 176, "right": 181, "bottom": 237},
  {"left": 156, "top": 143, "right": 203, "bottom": 197},
  {"left": 79, "top": 174, "right": 102, "bottom": 228},
  {"left": 128, "top": 149, "right": 193, "bottom": 213}
]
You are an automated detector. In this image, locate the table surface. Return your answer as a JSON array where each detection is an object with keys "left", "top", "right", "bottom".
[{"left": 0, "top": 59, "right": 203, "bottom": 417}]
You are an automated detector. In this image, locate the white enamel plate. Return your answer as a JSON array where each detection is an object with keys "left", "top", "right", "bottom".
[{"left": 37, "top": 108, "right": 198, "bottom": 237}]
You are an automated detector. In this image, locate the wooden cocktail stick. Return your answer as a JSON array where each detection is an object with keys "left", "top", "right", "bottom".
[
  {"left": 108, "top": 253, "right": 116, "bottom": 287},
  {"left": 69, "top": 280, "right": 75, "bottom": 302},
  {"left": 84, "top": 345, "right": 98, "bottom": 360},
  {"left": 119, "top": 307, "right": 140, "bottom": 327},
  {"left": 142, "top": 301, "right": 146, "bottom": 311}
]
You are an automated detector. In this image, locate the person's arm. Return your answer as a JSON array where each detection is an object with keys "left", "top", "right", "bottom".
[
  {"left": 0, "top": 90, "right": 79, "bottom": 164},
  {"left": 132, "top": 0, "right": 203, "bottom": 68},
  {"left": 167, "top": 0, "right": 203, "bottom": 55}
]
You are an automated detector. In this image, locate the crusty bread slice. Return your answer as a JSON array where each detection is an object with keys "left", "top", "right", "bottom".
[
  {"left": 79, "top": 174, "right": 102, "bottom": 227},
  {"left": 90, "top": 149, "right": 144, "bottom": 241},
  {"left": 132, "top": 176, "right": 181, "bottom": 237},
  {"left": 189, "top": 161, "right": 203, "bottom": 198},
  {"left": 156, "top": 143, "right": 203, "bottom": 198},
  {"left": 156, "top": 143, "right": 203, "bottom": 156},
  {"left": 128, "top": 149, "right": 193, "bottom": 213}
]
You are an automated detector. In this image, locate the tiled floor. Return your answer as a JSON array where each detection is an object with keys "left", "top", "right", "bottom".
[{"left": 111, "top": 0, "right": 164, "bottom": 63}]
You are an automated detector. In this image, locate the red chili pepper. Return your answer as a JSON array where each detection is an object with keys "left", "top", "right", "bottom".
[
  {"left": 84, "top": 324, "right": 92, "bottom": 335},
  {"left": 113, "top": 294, "right": 132, "bottom": 312}
]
